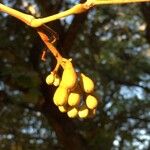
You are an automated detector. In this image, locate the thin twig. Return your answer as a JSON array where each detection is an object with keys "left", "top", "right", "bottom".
[{"left": 36, "top": 26, "right": 63, "bottom": 62}]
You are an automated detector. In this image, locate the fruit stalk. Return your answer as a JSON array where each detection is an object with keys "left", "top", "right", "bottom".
[{"left": 37, "top": 27, "right": 63, "bottom": 63}]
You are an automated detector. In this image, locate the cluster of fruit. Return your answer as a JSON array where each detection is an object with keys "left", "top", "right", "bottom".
[{"left": 46, "top": 59, "right": 98, "bottom": 119}]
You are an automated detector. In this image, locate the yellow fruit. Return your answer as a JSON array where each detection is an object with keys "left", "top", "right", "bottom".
[
  {"left": 68, "top": 92, "right": 80, "bottom": 106},
  {"left": 58, "top": 105, "right": 68, "bottom": 113},
  {"left": 53, "top": 75, "right": 60, "bottom": 86},
  {"left": 46, "top": 73, "right": 55, "bottom": 85},
  {"left": 53, "top": 87, "right": 68, "bottom": 106},
  {"left": 61, "top": 60, "right": 77, "bottom": 89},
  {"left": 86, "top": 95, "right": 98, "bottom": 109},
  {"left": 80, "top": 73, "right": 94, "bottom": 93},
  {"left": 67, "top": 107, "right": 78, "bottom": 118},
  {"left": 78, "top": 104, "right": 89, "bottom": 119}
]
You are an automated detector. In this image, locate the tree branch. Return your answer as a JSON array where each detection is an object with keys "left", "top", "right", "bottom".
[
  {"left": 86, "top": 0, "right": 150, "bottom": 6},
  {"left": 0, "top": 3, "right": 88, "bottom": 27},
  {"left": 0, "top": 0, "right": 149, "bottom": 27}
]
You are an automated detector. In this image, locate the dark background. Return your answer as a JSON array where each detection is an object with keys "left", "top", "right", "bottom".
[{"left": 0, "top": 0, "right": 150, "bottom": 150}]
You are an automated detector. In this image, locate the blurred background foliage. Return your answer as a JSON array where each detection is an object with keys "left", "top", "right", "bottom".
[{"left": 0, "top": 0, "right": 150, "bottom": 150}]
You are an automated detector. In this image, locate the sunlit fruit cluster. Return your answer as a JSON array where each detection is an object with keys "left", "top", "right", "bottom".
[{"left": 46, "top": 58, "right": 99, "bottom": 119}]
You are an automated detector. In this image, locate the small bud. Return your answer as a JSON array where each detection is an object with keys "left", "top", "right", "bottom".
[
  {"left": 78, "top": 104, "right": 89, "bottom": 119},
  {"left": 67, "top": 107, "right": 78, "bottom": 118},
  {"left": 86, "top": 95, "right": 98, "bottom": 109},
  {"left": 58, "top": 105, "right": 68, "bottom": 113},
  {"left": 46, "top": 73, "right": 55, "bottom": 85},
  {"left": 53, "top": 74, "right": 61, "bottom": 86}
]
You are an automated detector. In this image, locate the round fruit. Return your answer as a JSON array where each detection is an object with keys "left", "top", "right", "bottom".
[
  {"left": 46, "top": 73, "right": 55, "bottom": 85},
  {"left": 86, "top": 95, "right": 98, "bottom": 109},
  {"left": 61, "top": 60, "right": 77, "bottom": 89},
  {"left": 67, "top": 107, "right": 78, "bottom": 118},
  {"left": 78, "top": 104, "right": 89, "bottom": 119},
  {"left": 58, "top": 105, "right": 68, "bottom": 113},
  {"left": 53, "top": 87, "right": 68, "bottom": 106},
  {"left": 68, "top": 92, "right": 80, "bottom": 106},
  {"left": 80, "top": 73, "right": 94, "bottom": 93},
  {"left": 53, "top": 75, "right": 60, "bottom": 86}
]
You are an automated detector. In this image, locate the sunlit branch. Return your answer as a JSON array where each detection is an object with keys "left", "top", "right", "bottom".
[
  {"left": 0, "top": 3, "right": 35, "bottom": 26},
  {"left": 31, "top": 4, "right": 88, "bottom": 27},
  {"left": 0, "top": 0, "right": 150, "bottom": 27},
  {"left": 0, "top": 3, "right": 88, "bottom": 27},
  {"left": 86, "top": 0, "right": 150, "bottom": 6}
]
